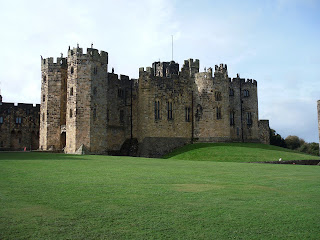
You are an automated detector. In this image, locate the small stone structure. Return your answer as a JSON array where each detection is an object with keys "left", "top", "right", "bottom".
[
  {"left": 40, "top": 45, "right": 270, "bottom": 157},
  {"left": 0, "top": 94, "right": 40, "bottom": 150}
]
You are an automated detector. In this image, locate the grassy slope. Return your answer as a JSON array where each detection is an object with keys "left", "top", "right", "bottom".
[
  {"left": 0, "top": 152, "right": 319, "bottom": 239},
  {"left": 163, "top": 143, "right": 320, "bottom": 162}
]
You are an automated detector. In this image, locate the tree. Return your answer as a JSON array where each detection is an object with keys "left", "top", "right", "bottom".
[
  {"left": 270, "top": 129, "right": 286, "bottom": 148},
  {"left": 285, "top": 135, "right": 302, "bottom": 150}
]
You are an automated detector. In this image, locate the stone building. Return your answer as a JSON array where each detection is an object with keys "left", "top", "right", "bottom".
[
  {"left": 40, "top": 45, "right": 270, "bottom": 157},
  {"left": 0, "top": 93, "right": 40, "bottom": 150}
]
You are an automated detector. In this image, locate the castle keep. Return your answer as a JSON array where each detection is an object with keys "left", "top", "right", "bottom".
[{"left": 40, "top": 45, "right": 270, "bottom": 157}]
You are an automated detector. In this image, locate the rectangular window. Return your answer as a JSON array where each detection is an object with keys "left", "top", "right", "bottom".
[
  {"left": 15, "top": 117, "right": 22, "bottom": 124},
  {"left": 120, "top": 110, "right": 124, "bottom": 123},
  {"left": 215, "top": 91, "right": 222, "bottom": 101},
  {"left": 229, "top": 88, "right": 234, "bottom": 96},
  {"left": 185, "top": 107, "right": 191, "bottom": 122},
  {"left": 230, "top": 112, "right": 235, "bottom": 126},
  {"left": 216, "top": 107, "right": 222, "bottom": 119},
  {"left": 167, "top": 101, "right": 173, "bottom": 120},
  {"left": 244, "top": 90, "right": 249, "bottom": 97},
  {"left": 0, "top": 116, "right": 3, "bottom": 124},
  {"left": 154, "top": 100, "right": 160, "bottom": 120},
  {"left": 247, "top": 112, "right": 252, "bottom": 125}
]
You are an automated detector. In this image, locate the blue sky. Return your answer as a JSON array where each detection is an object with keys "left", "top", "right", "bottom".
[{"left": 0, "top": 0, "right": 319, "bottom": 142}]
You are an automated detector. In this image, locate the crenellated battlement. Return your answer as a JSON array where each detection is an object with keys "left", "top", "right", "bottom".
[
  {"left": 214, "top": 63, "right": 227, "bottom": 73},
  {"left": 67, "top": 45, "right": 108, "bottom": 64},
  {"left": 0, "top": 102, "right": 40, "bottom": 109},
  {"left": 41, "top": 57, "right": 67, "bottom": 68},
  {"left": 229, "top": 77, "right": 257, "bottom": 86}
]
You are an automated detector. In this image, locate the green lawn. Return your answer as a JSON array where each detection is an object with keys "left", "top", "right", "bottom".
[
  {"left": 0, "top": 151, "right": 319, "bottom": 239},
  {"left": 164, "top": 142, "right": 320, "bottom": 162}
]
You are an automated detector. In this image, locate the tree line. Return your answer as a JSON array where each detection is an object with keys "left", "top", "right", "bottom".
[{"left": 270, "top": 129, "right": 319, "bottom": 156}]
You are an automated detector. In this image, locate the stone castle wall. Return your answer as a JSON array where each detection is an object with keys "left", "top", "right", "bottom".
[
  {"left": 40, "top": 45, "right": 270, "bottom": 157},
  {"left": 0, "top": 100, "right": 39, "bottom": 150}
]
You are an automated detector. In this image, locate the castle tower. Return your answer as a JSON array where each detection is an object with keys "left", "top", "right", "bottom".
[
  {"left": 65, "top": 46, "right": 108, "bottom": 154},
  {"left": 40, "top": 56, "right": 67, "bottom": 150}
]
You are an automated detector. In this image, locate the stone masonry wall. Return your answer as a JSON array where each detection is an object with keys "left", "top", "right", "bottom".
[
  {"left": 40, "top": 57, "right": 67, "bottom": 150},
  {"left": 0, "top": 102, "right": 39, "bottom": 150}
]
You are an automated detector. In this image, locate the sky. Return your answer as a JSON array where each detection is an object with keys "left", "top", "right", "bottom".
[{"left": 0, "top": 0, "right": 319, "bottom": 142}]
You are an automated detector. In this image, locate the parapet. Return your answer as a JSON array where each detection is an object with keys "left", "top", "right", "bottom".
[
  {"left": 182, "top": 58, "right": 200, "bottom": 69},
  {"left": 67, "top": 45, "right": 108, "bottom": 64},
  {"left": 214, "top": 63, "right": 227, "bottom": 72},
  {"left": 41, "top": 56, "right": 67, "bottom": 68}
]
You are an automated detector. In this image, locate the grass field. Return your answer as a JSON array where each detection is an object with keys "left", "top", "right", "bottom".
[
  {"left": 0, "top": 144, "right": 319, "bottom": 239},
  {"left": 164, "top": 142, "right": 320, "bottom": 162}
]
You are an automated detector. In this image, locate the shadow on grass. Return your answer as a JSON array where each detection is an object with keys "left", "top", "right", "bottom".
[{"left": 0, "top": 152, "right": 86, "bottom": 161}]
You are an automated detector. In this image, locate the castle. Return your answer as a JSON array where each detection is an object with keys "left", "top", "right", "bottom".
[
  {"left": 0, "top": 94, "right": 40, "bottom": 150},
  {"left": 39, "top": 45, "right": 270, "bottom": 157}
]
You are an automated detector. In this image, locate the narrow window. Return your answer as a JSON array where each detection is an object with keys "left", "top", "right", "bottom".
[
  {"left": 118, "top": 89, "right": 124, "bottom": 98},
  {"left": 247, "top": 112, "right": 252, "bottom": 125},
  {"left": 43, "top": 75, "right": 46, "bottom": 83},
  {"left": 42, "top": 95, "right": 45, "bottom": 102},
  {"left": 215, "top": 91, "right": 222, "bottom": 101},
  {"left": 70, "top": 109, "right": 73, "bottom": 118},
  {"left": 120, "top": 110, "right": 124, "bottom": 123},
  {"left": 0, "top": 116, "right": 3, "bottom": 124},
  {"left": 244, "top": 90, "right": 249, "bottom": 97},
  {"left": 42, "top": 113, "right": 45, "bottom": 121},
  {"left": 71, "top": 66, "right": 74, "bottom": 74},
  {"left": 237, "top": 127, "right": 240, "bottom": 136},
  {"left": 216, "top": 107, "right": 222, "bottom": 119},
  {"left": 154, "top": 100, "right": 160, "bottom": 120},
  {"left": 93, "top": 87, "right": 97, "bottom": 96},
  {"left": 93, "top": 108, "right": 96, "bottom": 120},
  {"left": 93, "top": 66, "right": 98, "bottom": 75},
  {"left": 167, "top": 101, "right": 173, "bottom": 120},
  {"left": 229, "top": 88, "right": 234, "bottom": 96},
  {"left": 70, "top": 87, "right": 73, "bottom": 96},
  {"left": 230, "top": 111, "right": 235, "bottom": 126},
  {"left": 185, "top": 107, "right": 191, "bottom": 122}
]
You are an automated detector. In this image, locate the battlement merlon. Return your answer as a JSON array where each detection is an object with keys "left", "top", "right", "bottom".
[
  {"left": 230, "top": 77, "right": 257, "bottom": 86},
  {"left": 139, "top": 66, "right": 154, "bottom": 78},
  {"left": 67, "top": 46, "right": 108, "bottom": 64},
  {"left": 41, "top": 57, "right": 67, "bottom": 69}
]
